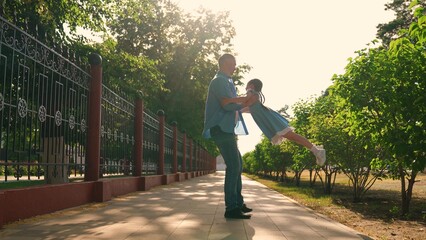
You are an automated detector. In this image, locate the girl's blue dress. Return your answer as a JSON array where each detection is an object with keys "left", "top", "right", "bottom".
[{"left": 248, "top": 96, "right": 294, "bottom": 145}]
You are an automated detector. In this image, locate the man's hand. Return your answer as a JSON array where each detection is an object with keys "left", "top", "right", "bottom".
[{"left": 241, "top": 94, "right": 259, "bottom": 108}]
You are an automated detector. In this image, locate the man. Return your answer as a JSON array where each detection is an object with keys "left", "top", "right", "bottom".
[{"left": 202, "top": 53, "right": 252, "bottom": 219}]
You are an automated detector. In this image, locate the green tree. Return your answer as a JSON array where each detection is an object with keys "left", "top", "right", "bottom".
[
  {"left": 107, "top": 0, "right": 249, "bottom": 151},
  {"left": 386, "top": 2, "right": 426, "bottom": 215},
  {"left": 254, "top": 137, "right": 275, "bottom": 178},
  {"left": 1, "top": 0, "right": 114, "bottom": 43},
  {"left": 306, "top": 94, "right": 341, "bottom": 194},
  {"left": 90, "top": 38, "right": 165, "bottom": 102},
  {"left": 268, "top": 141, "right": 286, "bottom": 182},
  {"left": 242, "top": 151, "right": 258, "bottom": 174},
  {"left": 278, "top": 141, "right": 297, "bottom": 183},
  {"left": 376, "top": 0, "right": 426, "bottom": 47},
  {"left": 325, "top": 84, "right": 387, "bottom": 201},
  {"left": 251, "top": 143, "right": 265, "bottom": 176},
  {"left": 332, "top": 15, "right": 425, "bottom": 213},
  {"left": 290, "top": 99, "right": 317, "bottom": 186}
]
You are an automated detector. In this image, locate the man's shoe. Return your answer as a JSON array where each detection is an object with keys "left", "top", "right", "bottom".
[
  {"left": 241, "top": 204, "right": 252, "bottom": 213},
  {"left": 224, "top": 208, "right": 251, "bottom": 219}
]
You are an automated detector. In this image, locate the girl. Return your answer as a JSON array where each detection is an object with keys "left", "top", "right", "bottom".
[{"left": 222, "top": 78, "right": 326, "bottom": 166}]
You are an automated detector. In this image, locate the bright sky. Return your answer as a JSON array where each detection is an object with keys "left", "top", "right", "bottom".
[{"left": 173, "top": 0, "right": 396, "bottom": 154}]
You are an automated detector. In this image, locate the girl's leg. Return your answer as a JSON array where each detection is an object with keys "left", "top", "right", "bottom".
[
  {"left": 283, "top": 131, "right": 326, "bottom": 166},
  {"left": 283, "top": 131, "right": 313, "bottom": 149}
]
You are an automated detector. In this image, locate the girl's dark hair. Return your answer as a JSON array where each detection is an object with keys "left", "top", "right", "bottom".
[{"left": 247, "top": 78, "right": 266, "bottom": 104}]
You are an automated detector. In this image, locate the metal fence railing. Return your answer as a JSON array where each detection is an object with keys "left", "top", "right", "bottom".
[
  {"left": 100, "top": 85, "right": 135, "bottom": 177},
  {"left": 0, "top": 15, "right": 89, "bottom": 183},
  {"left": 142, "top": 109, "right": 160, "bottom": 175},
  {"left": 0, "top": 15, "right": 214, "bottom": 184}
]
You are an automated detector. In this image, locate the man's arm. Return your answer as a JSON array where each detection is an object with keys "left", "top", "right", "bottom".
[
  {"left": 211, "top": 78, "right": 243, "bottom": 111},
  {"left": 242, "top": 93, "right": 259, "bottom": 107},
  {"left": 221, "top": 92, "right": 259, "bottom": 108},
  {"left": 221, "top": 96, "right": 249, "bottom": 107}
]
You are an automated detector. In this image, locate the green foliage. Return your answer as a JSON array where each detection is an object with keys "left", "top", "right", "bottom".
[
  {"left": 6, "top": 0, "right": 424, "bottom": 217},
  {"left": 242, "top": 151, "right": 258, "bottom": 174},
  {"left": 243, "top": 0, "right": 425, "bottom": 214},
  {"left": 376, "top": 0, "right": 426, "bottom": 47},
  {"left": 0, "top": 180, "right": 45, "bottom": 190},
  {"left": 105, "top": 0, "right": 249, "bottom": 144},
  {"left": 2, "top": 0, "right": 115, "bottom": 43},
  {"left": 91, "top": 38, "right": 166, "bottom": 102},
  {"left": 389, "top": 205, "right": 400, "bottom": 216},
  {"left": 3, "top": 0, "right": 245, "bottom": 151}
]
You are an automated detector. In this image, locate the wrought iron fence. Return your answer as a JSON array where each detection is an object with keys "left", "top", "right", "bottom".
[
  {"left": 0, "top": 15, "right": 89, "bottom": 183},
  {"left": 100, "top": 85, "right": 135, "bottom": 177},
  {"left": 0, "top": 15, "right": 214, "bottom": 183},
  {"left": 142, "top": 109, "right": 160, "bottom": 175}
]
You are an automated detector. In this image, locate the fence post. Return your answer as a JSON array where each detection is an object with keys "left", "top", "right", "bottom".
[
  {"left": 194, "top": 142, "right": 198, "bottom": 172},
  {"left": 182, "top": 132, "right": 187, "bottom": 173},
  {"left": 189, "top": 139, "right": 193, "bottom": 173},
  {"left": 198, "top": 144, "right": 201, "bottom": 172},
  {"left": 85, "top": 53, "right": 102, "bottom": 182},
  {"left": 157, "top": 110, "right": 165, "bottom": 175},
  {"left": 212, "top": 153, "right": 216, "bottom": 172},
  {"left": 172, "top": 121, "right": 178, "bottom": 174},
  {"left": 134, "top": 98, "right": 143, "bottom": 177},
  {"left": 201, "top": 148, "right": 205, "bottom": 172}
]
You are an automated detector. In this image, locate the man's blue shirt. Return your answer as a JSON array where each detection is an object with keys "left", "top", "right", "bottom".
[{"left": 202, "top": 71, "right": 247, "bottom": 138}]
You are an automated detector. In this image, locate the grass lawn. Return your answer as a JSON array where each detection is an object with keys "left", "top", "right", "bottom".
[
  {"left": 0, "top": 180, "right": 46, "bottom": 190},
  {"left": 245, "top": 171, "right": 426, "bottom": 240}
]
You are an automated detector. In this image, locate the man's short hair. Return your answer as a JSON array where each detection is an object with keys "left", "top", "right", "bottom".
[{"left": 218, "top": 54, "right": 235, "bottom": 67}]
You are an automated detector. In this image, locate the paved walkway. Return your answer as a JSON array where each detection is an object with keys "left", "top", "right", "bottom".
[{"left": 0, "top": 172, "right": 371, "bottom": 240}]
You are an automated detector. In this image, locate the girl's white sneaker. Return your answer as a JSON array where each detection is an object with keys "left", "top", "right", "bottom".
[{"left": 315, "top": 147, "right": 326, "bottom": 166}]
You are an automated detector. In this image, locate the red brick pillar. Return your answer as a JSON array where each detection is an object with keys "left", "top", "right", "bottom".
[
  {"left": 157, "top": 110, "right": 165, "bottom": 175},
  {"left": 85, "top": 53, "right": 102, "bottom": 181},
  {"left": 0, "top": 191, "right": 5, "bottom": 227},
  {"left": 202, "top": 148, "right": 205, "bottom": 171},
  {"left": 134, "top": 98, "right": 143, "bottom": 176},
  {"left": 189, "top": 138, "right": 193, "bottom": 172},
  {"left": 212, "top": 153, "right": 216, "bottom": 171},
  {"left": 182, "top": 132, "right": 187, "bottom": 173},
  {"left": 195, "top": 142, "right": 198, "bottom": 172},
  {"left": 172, "top": 121, "right": 178, "bottom": 173}
]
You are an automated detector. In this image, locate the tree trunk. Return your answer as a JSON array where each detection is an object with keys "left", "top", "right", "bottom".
[
  {"left": 295, "top": 170, "right": 300, "bottom": 187},
  {"left": 399, "top": 164, "right": 408, "bottom": 215},
  {"left": 309, "top": 169, "right": 316, "bottom": 187},
  {"left": 42, "top": 137, "right": 69, "bottom": 184},
  {"left": 352, "top": 174, "right": 361, "bottom": 202},
  {"left": 324, "top": 171, "right": 332, "bottom": 194},
  {"left": 401, "top": 169, "right": 417, "bottom": 216}
]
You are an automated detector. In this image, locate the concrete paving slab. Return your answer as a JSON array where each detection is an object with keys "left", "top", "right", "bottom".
[{"left": 0, "top": 171, "right": 372, "bottom": 240}]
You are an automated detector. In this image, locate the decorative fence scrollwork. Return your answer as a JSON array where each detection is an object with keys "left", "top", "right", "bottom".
[
  {"left": 0, "top": 15, "right": 214, "bottom": 183},
  {"left": 0, "top": 15, "right": 89, "bottom": 183}
]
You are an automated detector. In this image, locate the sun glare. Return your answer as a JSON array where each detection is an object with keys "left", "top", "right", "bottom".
[{"left": 173, "top": 0, "right": 395, "bottom": 154}]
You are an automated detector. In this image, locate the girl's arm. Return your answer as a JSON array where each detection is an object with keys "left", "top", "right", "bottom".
[
  {"left": 221, "top": 95, "right": 249, "bottom": 106},
  {"left": 221, "top": 91, "right": 259, "bottom": 108},
  {"left": 243, "top": 93, "right": 259, "bottom": 107}
]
